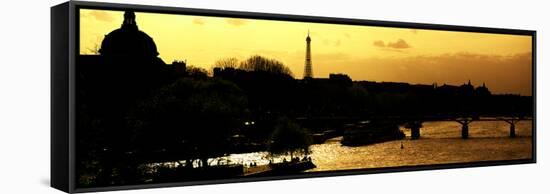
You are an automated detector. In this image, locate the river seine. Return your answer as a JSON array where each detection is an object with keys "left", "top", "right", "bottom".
[
  {"left": 308, "top": 120, "right": 532, "bottom": 171},
  {"left": 217, "top": 119, "right": 532, "bottom": 172},
  {"left": 159, "top": 119, "right": 532, "bottom": 172}
]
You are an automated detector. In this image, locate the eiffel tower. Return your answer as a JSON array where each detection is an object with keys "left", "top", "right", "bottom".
[{"left": 303, "top": 30, "right": 313, "bottom": 78}]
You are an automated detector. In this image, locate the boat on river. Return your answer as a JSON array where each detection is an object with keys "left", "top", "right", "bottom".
[{"left": 341, "top": 120, "right": 405, "bottom": 146}]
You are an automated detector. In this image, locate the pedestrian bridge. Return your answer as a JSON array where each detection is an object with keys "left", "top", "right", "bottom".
[
  {"left": 295, "top": 115, "right": 533, "bottom": 139},
  {"left": 405, "top": 116, "right": 532, "bottom": 139}
]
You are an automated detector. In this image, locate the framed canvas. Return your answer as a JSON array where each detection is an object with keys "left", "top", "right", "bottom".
[{"left": 51, "top": 1, "right": 536, "bottom": 193}]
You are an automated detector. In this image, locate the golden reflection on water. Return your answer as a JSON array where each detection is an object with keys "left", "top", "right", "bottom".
[
  {"left": 308, "top": 120, "right": 532, "bottom": 172},
  {"left": 153, "top": 120, "right": 532, "bottom": 172}
]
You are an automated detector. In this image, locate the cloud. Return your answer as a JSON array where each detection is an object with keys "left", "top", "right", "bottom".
[
  {"left": 341, "top": 52, "right": 532, "bottom": 95},
  {"left": 373, "top": 40, "right": 385, "bottom": 47},
  {"left": 193, "top": 18, "right": 206, "bottom": 25},
  {"left": 344, "top": 33, "right": 351, "bottom": 39},
  {"left": 226, "top": 18, "right": 247, "bottom": 26},
  {"left": 373, "top": 39, "right": 411, "bottom": 51},
  {"left": 387, "top": 39, "right": 411, "bottom": 49},
  {"left": 88, "top": 10, "right": 114, "bottom": 22}
]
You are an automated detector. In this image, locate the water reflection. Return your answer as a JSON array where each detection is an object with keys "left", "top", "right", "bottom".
[
  {"left": 309, "top": 120, "right": 532, "bottom": 171},
  {"left": 153, "top": 120, "right": 532, "bottom": 172}
]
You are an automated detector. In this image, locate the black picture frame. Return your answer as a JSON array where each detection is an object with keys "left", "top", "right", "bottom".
[{"left": 51, "top": 1, "right": 536, "bottom": 193}]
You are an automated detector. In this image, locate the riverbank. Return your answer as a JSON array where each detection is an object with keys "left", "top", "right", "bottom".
[{"left": 244, "top": 161, "right": 317, "bottom": 177}]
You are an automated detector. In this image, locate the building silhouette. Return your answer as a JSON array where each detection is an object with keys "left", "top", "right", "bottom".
[
  {"left": 77, "top": 10, "right": 186, "bottom": 116},
  {"left": 99, "top": 11, "right": 159, "bottom": 59},
  {"left": 303, "top": 30, "right": 313, "bottom": 78},
  {"left": 78, "top": 10, "right": 186, "bottom": 83}
]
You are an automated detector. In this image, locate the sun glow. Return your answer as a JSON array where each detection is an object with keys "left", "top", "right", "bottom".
[{"left": 80, "top": 9, "right": 532, "bottom": 95}]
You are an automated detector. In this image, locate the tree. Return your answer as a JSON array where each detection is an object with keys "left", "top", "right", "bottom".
[
  {"left": 213, "top": 57, "right": 239, "bottom": 70},
  {"left": 267, "top": 117, "right": 312, "bottom": 160},
  {"left": 130, "top": 78, "right": 248, "bottom": 168},
  {"left": 185, "top": 65, "right": 209, "bottom": 79},
  {"left": 87, "top": 43, "right": 100, "bottom": 54},
  {"left": 239, "top": 55, "right": 294, "bottom": 77}
]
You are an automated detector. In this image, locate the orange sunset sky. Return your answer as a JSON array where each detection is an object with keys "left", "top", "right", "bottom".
[{"left": 79, "top": 9, "right": 533, "bottom": 96}]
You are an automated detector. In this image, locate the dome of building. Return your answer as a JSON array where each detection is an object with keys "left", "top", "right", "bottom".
[{"left": 99, "top": 11, "right": 159, "bottom": 58}]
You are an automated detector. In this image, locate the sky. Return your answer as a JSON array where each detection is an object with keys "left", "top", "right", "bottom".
[{"left": 79, "top": 9, "right": 533, "bottom": 96}]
